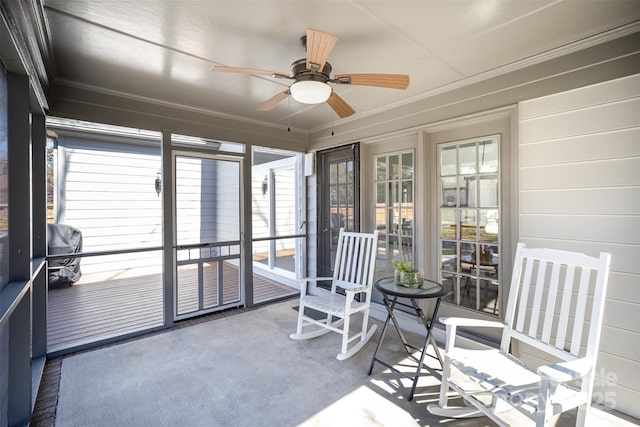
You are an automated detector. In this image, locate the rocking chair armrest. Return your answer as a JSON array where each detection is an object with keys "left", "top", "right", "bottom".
[
  {"left": 537, "top": 358, "right": 593, "bottom": 383},
  {"left": 297, "top": 277, "right": 333, "bottom": 294},
  {"left": 339, "top": 283, "right": 368, "bottom": 294},
  {"left": 441, "top": 317, "right": 505, "bottom": 351},
  {"left": 440, "top": 317, "right": 505, "bottom": 329},
  {"left": 298, "top": 277, "right": 333, "bottom": 283}
]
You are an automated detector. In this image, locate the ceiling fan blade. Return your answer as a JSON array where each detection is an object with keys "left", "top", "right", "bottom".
[
  {"left": 256, "top": 90, "right": 290, "bottom": 111},
  {"left": 306, "top": 28, "right": 337, "bottom": 73},
  {"left": 333, "top": 73, "right": 410, "bottom": 90},
  {"left": 326, "top": 92, "right": 355, "bottom": 118},
  {"left": 211, "top": 66, "right": 290, "bottom": 79}
]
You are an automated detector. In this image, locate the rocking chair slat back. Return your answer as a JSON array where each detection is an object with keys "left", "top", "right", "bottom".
[
  {"left": 555, "top": 264, "right": 576, "bottom": 348},
  {"left": 505, "top": 244, "right": 610, "bottom": 359},
  {"left": 334, "top": 231, "right": 376, "bottom": 288},
  {"left": 540, "top": 262, "right": 562, "bottom": 343}
]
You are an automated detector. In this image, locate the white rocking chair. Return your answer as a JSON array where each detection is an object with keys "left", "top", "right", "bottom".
[
  {"left": 428, "top": 243, "right": 611, "bottom": 426},
  {"left": 290, "top": 228, "right": 379, "bottom": 360}
]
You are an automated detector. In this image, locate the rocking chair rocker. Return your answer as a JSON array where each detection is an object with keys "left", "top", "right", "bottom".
[{"left": 290, "top": 228, "right": 379, "bottom": 360}]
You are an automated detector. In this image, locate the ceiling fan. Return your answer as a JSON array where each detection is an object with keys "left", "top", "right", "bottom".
[{"left": 210, "top": 28, "right": 410, "bottom": 118}]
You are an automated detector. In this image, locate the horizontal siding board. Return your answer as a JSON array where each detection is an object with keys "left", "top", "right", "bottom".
[
  {"left": 602, "top": 299, "right": 640, "bottom": 334},
  {"left": 65, "top": 162, "right": 159, "bottom": 175},
  {"left": 64, "top": 200, "right": 161, "bottom": 210},
  {"left": 66, "top": 153, "right": 160, "bottom": 169},
  {"left": 79, "top": 230, "right": 162, "bottom": 244},
  {"left": 519, "top": 187, "right": 640, "bottom": 215},
  {"left": 64, "top": 216, "right": 162, "bottom": 229},
  {"left": 64, "top": 181, "right": 163, "bottom": 193},
  {"left": 519, "top": 98, "right": 640, "bottom": 144},
  {"left": 63, "top": 209, "right": 162, "bottom": 220},
  {"left": 518, "top": 74, "right": 640, "bottom": 120},
  {"left": 519, "top": 128, "right": 640, "bottom": 167},
  {"left": 519, "top": 214, "right": 639, "bottom": 245},
  {"left": 519, "top": 238, "right": 640, "bottom": 275},
  {"left": 62, "top": 136, "right": 160, "bottom": 153},
  {"left": 605, "top": 272, "right": 640, "bottom": 304},
  {"left": 65, "top": 191, "right": 163, "bottom": 202},
  {"left": 61, "top": 171, "right": 162, "bottom": 184},
  {"left": 520, "top": 157, "right": 640, "bottom": 190}
]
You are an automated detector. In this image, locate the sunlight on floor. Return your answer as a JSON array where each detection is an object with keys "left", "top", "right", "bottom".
[{"left": 299, "top": 385, "right": 420, "bottom": 427}]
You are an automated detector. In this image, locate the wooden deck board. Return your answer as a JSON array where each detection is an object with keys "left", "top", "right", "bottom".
[{"left": 48, "top": 263, "right": 297, "bottom": 352}]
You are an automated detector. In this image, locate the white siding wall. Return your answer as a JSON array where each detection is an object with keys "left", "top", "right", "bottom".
[
  {"left": 518, "top": 74, "right": 640, "bottom": 417},
  {"left": 58, "top": 136, "right": 162, "bottom": 276},
  {"left": 175, "top": 156, "right": 240, "bottom": 245},
  {"left": 252, "top": 159, "right": 297, "bottom": 256}
]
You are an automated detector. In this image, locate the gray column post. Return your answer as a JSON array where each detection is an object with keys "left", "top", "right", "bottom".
[{"left": 7, "top": 72, "right": 33, "bottom": 425}]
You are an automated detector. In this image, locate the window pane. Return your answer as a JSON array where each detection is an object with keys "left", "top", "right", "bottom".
[
  {"left": 440, "top": 146, "right": 456, "bottom": 176},
  {"left": 376, "top": 183, "right": 385, "bottom": 204},
  {"left": 460, "top": 176, "right": 472, "bottom": 207},
  {"left": 479, "top": 174, "right": 498, "bottom": 207},
  {"left": 441, "top": 241, "right": 457, "bottom": 272},
  {"left": 338, "top": 161, "right": 347, "bottom": 183},
  {"left": 401, "top": 181, "right": 412, "bottom": 203},
  {"left": 376, "top": 157, "right": 386, "bottom": 181},
  {"left": 460, "top": 242, "right": 475, "bottom": 267},
  {"left": 440, "top": 209, "right": 456, "bottom": 239},
  {"left": 460, "top": 210, "right": 477, "bottom": 241},
  {"left": 442, "top": 177, "right": 457, "bottom": 207},
  {"left": 338, "top": 183, "right": 346, "bottom": 206},
  {"left": 459, "top": 142, "right": 477, "bottom": 175},
  {"left": 389, "top": 155, "right": 399, "bottom": 180},
  {"left": 479, "top": 139, "right": 498, "bottom": 173},
  {"left": 401, "top": 152, "right": 413, "bottom": 179},
  {"left": 376, "top": 208, "right": 386, "bottom": 231},
  {"left": 330, "top": 185, "right": 337, "bottom": 206},
  {"left": 480, "top": 209, "right": 499, "bottom": 243},
  {"left": 390, "top": 181, "right": 400, "bottom": 205}
]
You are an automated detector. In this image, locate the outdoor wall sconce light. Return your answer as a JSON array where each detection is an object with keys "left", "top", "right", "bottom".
[
  {"left": 155, "top": 172, "right": 162, "bottom": 197},
  {"left": 262, "top": 175, "right": 268, "bottom": 197}
]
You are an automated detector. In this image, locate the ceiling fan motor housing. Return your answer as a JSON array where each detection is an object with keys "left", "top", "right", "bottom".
[{"left": 291, "top": 58, "right": 331, "bottom": 82}]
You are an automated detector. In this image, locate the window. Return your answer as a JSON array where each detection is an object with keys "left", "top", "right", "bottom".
[
  {"left": 439, "top": 136, "right": 500, "bottom": 316},
  {"left": 375, "top": 151, "right": 414, "bottom": 275}
]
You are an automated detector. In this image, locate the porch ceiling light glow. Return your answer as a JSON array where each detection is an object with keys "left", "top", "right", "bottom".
[{"left": 290, "top": 80, "right": 332, "bottom": 104}]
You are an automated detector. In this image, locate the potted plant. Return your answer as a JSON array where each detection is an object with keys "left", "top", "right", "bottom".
[{"left": 392, "top": 260, "right": 423, "bottom": 287}]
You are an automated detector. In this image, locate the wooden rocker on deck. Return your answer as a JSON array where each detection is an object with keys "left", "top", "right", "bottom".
[
  {"left": 428, "top": 243, "right": 611, "bottom": 426},
  {"left": 290, "top": 228, "right": 379, "bottom": 360}
]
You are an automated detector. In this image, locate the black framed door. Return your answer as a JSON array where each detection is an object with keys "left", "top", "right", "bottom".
[{"left": 316, "top": 143, "right": 360, "bottom": 279}]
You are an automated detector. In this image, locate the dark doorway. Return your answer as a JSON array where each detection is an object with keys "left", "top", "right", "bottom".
[{"left": 316, "top": 144, "right": 360, "bottom": 280}]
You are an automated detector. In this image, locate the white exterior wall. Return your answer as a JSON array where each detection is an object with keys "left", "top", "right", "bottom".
[
  {"left": 518, "top": 74, "right": 640, "bottom": 417},
  {"left": 175, "top": 156, "right": 240, "bottom": 245},
  {"left": 252, "top": 158, "right": 297, "bottom": 256},
  {"left": 57, "top": 136, "right": 162, "bottom": 276}
]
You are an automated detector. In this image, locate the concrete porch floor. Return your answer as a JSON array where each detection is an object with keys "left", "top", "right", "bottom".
[{"left": 31, "top": 300, "right": 637, "bottom": 427}]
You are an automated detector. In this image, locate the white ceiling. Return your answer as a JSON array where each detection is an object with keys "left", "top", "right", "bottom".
[{"left": 43, "top": 0, "right": 640, "bottom": 132}]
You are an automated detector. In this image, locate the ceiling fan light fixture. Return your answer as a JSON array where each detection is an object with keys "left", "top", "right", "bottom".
[{"left": 290, "top": 80, "right": 332, "bottom": 104}]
